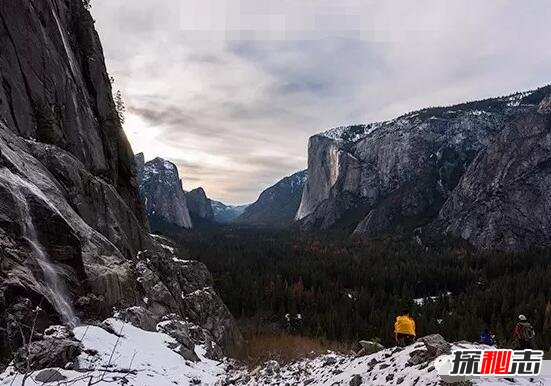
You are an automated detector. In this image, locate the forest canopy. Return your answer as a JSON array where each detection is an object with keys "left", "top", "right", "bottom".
[{"left": 170, "top": 228, "right": 551, "bottom": 349}]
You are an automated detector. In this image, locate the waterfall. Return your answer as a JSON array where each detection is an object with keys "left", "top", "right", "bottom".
[{"left": 1, "top": 170, "right": 79, "bottom": 326}]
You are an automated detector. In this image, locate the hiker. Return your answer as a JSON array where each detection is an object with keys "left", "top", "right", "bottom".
[
  {"left": 479, "top": 328, "right": 496, "bottom": 346},
  {"left": 513, "top": 314, "right": 535, "bottom": 350},
  {"left": 394, "top": 310, "right": 416, "bottom": 347}
]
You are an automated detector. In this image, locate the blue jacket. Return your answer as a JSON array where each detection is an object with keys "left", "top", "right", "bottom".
[{"left": 480, "top": 331, "right": 495, "bottom": 346}]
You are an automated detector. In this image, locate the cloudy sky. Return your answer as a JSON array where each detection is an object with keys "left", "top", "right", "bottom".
[{"left": 92, "top": 0, "right": 551, "bottom": 204}]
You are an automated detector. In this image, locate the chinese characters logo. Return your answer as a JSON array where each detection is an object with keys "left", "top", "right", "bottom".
[{"left": 450, "top": 349, "right": 543, "bottom": 376}]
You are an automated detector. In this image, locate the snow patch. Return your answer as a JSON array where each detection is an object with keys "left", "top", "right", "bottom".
[
  {"left": 414, "top": 292, "right": 452, "bottom": 306},
  {"left": 0, "top": 319, "right": 225, "bottom": 386}
]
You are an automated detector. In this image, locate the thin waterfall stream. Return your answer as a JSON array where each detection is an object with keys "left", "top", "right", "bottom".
[{"left": 1, "top": 170, "right": 78, "bottom": 326}]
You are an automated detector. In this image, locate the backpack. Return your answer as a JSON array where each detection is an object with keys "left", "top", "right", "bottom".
[{"left": 519, "top": 322, "right": 535, "bottom": 341}]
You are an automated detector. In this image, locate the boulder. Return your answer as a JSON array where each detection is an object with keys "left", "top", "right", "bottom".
[
  {"left": 157, "top": 318, "right": 199, "bottom": 362},
  {"left": 349, "top": 374, "right": 363, "bottom": 386},
  {"left": 43, "top": 325, "right": 74, "bottom": 340},
  {"left": 117, "top": 306, "right": 157, "bottom": 331},
  {"left": 418, "top": 334, "right": 451, "bottom": 357},
  {"left": 14, "top": 339, "right": 81, "bottom": 371},
  {"left": 35, "top": 369, "right": 67, "bottom": 383},
  {"left": 408, "top": 349, "right": 432, "bottom": 365},
  {"left": 355, "top": 340, "right": 384, "bottom": 356}
]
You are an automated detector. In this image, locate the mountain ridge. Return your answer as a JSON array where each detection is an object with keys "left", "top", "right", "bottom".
[
  {"left": 236, "top": 170, "right": 307, "bottom": 227},
  {"left": 297, "top": 85, "right": 551, "bottom": 251}
]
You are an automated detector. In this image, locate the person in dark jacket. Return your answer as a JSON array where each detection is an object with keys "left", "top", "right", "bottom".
[
  {"left": 479, "top": 328, "right": 496, "bottom": 346},
  {"left": 513, "top": 314, "right": 535, "bottom": 350}
]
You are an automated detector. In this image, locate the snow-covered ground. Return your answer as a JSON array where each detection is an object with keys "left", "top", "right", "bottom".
[
  {"left": 1, "top": 319, "right": 549, "bottom": 385},
  {"left": 0, "top": 318, "right": 225, "bottom": 386},
  {"left": 230, "top": 342, "right": 550, "bottom": 386}
]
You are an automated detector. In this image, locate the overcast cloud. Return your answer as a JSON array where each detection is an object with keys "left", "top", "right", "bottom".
[{"left": 92, "top": 0, "right": 551, "bottom": 204}]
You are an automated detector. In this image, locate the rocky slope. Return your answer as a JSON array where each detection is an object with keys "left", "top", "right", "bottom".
[
  {"left": 3, "top": 327, "right": 546, "bottom": 385},
  {"left": 0, "top": 0, "right": 241, "bottom": 367},
  {"left": 135, "top": 154, "right": 193, "bottom": 229},
  {"left": 186, "top": 187, "right": 215, "bottom": 222},
  {"left": 297, "top": 87, "right": 551, "bottom": 251},
  {"left": 236, "top": 170, "right": 307, "bottom": 227},
  {"left": 229, "top": 335, "right": 547, "bottom": 386}
]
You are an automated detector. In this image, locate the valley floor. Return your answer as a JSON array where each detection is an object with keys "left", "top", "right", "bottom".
[{"left": 0, "top": 317, "right": 548, "bottom": 386}]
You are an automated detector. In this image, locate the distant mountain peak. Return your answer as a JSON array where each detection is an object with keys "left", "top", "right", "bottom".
[
  {"left": 186, "top": 187, "right": 214, "bottom": 223},
  {"left": 136, "top": 155, "right": 192, "bottom": 229},
  {"left": 236, "top": 170, "right": 307, "bottom": 227}
]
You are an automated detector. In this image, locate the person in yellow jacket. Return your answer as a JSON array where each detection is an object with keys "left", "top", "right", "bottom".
[{"left": 394, "top": 310, "right": 416, "bottom": 347}]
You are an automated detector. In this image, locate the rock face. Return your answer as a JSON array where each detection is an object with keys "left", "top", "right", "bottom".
[
  {"left": 186, "top": 187, "right": 214, "bottom": 222},
  {"left": 131, "top": 247, "right": 243, "bottom": 352},
  {"left": 0, "top": 0, "right": 148, "bottom": 362},
  {"left": 237, "top": 170, "right": 307, "bottom": 227},
  {"left": 0, "top": 0, "right": 241, "bottom": 365},
  {"left": 136, "top": 154, "right": 193, "bottom": 229},
  {"left": 434, "top": 99, "right": 551, "bottom": 251},
  {"left": 297, "top": 87, "right": 551, "bottom": 250}
]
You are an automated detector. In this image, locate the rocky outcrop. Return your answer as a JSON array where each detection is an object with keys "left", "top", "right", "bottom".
[
  {"left": 0, "top": 0, "right": 241, "bottom": 365},
  {"left": 132, "top": 248, "right": 243, "bottom": 353},
  {"left": 297, "top": 86, "right": 551, "bottom": 250},
  {"left": 237, "top": 170, "right": 307, "bottom": 227},
  {"left": 136, "top": 155, "right": 193, "bottom": 229},
  {"left": 186, "top": 187, "right": 214, "bottom": 222},
  {"left": 13, "top": 334, "right": 82, "bottom": 372}
]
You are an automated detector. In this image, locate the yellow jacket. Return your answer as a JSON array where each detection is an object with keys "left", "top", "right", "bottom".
[{"left": 394, "top": 315, "right": 416, "bottom": 336}]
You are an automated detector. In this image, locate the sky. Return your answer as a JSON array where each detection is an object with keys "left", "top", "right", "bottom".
[{"left": 92, "top": 0, "right": 551, "bottom": 205}]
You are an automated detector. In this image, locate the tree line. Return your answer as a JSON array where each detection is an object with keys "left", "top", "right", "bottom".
[{"left": 170, "top": 228, "right": 551, "bottom": 350}]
